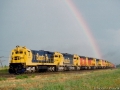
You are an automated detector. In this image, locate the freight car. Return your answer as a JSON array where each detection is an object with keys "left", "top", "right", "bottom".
[{"left": 8, "top": 46, "right": 115, "bottom": 74}]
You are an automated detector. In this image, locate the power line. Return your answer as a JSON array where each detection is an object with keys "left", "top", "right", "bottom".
[
  {"left": 0, "top": 50, "right": 10, "bottom": 52},
  {"left": 1, "top": 57, "right": 9, "bottom": 58},
  {"left": 0, "top": 56, "right": 10, "bottom": 58},
  {"left": 0, "top": 56, "right": 6, "bottom": 67}
]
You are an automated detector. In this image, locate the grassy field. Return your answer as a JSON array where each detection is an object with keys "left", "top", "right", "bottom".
[
  {"left": 0, "top": 68, "right": 120, "bottom": 90},
  {"left": 0, "top": 66, "right": 8, "bottom": 74}
]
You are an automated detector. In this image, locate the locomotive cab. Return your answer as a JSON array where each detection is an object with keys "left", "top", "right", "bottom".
[
  {"left": 53, "top": 52, "right": 64, "bottom": 65},
  {"left": 73, "top": 54, "right": 80, "bottom": 66},
  {"left": 9, "top": 46, "right": 32, "bottom": 74}
]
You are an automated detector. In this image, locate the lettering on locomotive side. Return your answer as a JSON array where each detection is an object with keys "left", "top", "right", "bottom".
[
  {"left": 64, "top": 59, "right": 70, "bottom": 63},
  {"left": 36, "top": 53, "right": 48, "bottom": 61}
]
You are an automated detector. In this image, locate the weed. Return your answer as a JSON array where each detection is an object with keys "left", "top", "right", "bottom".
[
  {"left": 14, "top": 87, "right": 24, "bottom": 90},
  {"left": 0, "top": 69, "right": 8, "bottom": 74},
  {"left": 42, "top": 83, "right": 64, "bottom": 90},
  {"left": 0, "top": 77, "right": 6, "bottom": 81},
  {"left": 15, "top": 75, "right": 28, "bottom": 79},
  {"left": 31, "top": 74, "right": 35, "bottom": 78}
]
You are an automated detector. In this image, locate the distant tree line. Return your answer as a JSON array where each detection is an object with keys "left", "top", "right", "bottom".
[
  {"left": 0, "top": 65, "right": 8, "bottom": 69},
  {"left": 116, "top": 64, "right": 120, "bottom": 68}
]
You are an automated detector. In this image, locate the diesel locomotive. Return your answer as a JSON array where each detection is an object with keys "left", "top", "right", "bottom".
[{"left": 8, "top": 46, "right": 115, "bottom": 74}]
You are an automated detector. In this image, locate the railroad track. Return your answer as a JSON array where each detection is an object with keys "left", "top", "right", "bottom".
[{"left": 0, "top": 68, "right": 114, "bottom": 78}]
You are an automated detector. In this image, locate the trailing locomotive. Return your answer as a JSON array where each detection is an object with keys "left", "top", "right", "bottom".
[{"left": 8, "top": 46, "right": 115, "bottom": 74}]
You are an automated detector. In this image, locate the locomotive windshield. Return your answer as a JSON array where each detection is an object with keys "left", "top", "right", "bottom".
[
  {"left": 12, "top": 51, "right": 25, "bottom": 55},
  {"left": 15, "top": 51, "right": 23, "bottom": 54}
]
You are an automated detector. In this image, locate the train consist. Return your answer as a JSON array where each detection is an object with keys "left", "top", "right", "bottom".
[{"left": 9, "top": 46, "right": 115, "bottom": 74}]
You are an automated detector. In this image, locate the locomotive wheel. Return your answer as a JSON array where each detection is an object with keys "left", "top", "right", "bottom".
[
  {"left": 9, "top": 69, "right": 14, "bottom": 74},
  {"left": 14, "top": 67, "right": 20, "bottom": 75},
  {"left": 55, "top": 66, "right": 58, "bottom": 72}
]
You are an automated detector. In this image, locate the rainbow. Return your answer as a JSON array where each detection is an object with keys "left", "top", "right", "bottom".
[{"left": 65, "top": 0, "right": 102, "bottom": 59}]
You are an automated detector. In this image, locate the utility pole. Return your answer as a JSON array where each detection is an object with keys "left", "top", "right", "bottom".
[{"left": 0, "top": 56, "right": 5, "bottom": 68}]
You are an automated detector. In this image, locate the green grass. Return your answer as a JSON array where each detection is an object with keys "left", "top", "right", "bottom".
[
  {"left": 30, "top": 74, "right": 35, "bottom": 78},
  {"left": 15, "top": 75, "right": 28, "bottom": 79},
  {"left": 40, "top": 69, "right": 120, "bottom": 90},
  {"left": 0, "top": 77, "right": 6, "bottom": 81},
  {"left": 15, "top": 74, "right": 35, "bottom": 79},
  {"left": 0, "top": 69, "right": 120, "bottom": 90},
  {"left": 0, "top": 66, "right": 9, "bottom": 74}
]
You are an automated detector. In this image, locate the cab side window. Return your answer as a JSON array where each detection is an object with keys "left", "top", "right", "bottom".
[
  {"left": 28, "top": 51, "right": 30, "bottom": 56},
  {"left": 55, "top": 55, "right": 58, "bottom": 57},
  {"left": 12, "top": 52, "right": 14, "bottom": 55}
]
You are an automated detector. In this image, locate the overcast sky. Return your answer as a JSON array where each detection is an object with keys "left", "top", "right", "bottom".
[{"left": 0, "top": 0, "right": 120, "bottom": 66}]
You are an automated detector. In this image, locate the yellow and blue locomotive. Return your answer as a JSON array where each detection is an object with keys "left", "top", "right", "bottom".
[
  {"left": 9, "top": 46, "right": 80, "bottom": 74},
  {"left": 9, "top": 45, "right": 115, "bottom": 74}
]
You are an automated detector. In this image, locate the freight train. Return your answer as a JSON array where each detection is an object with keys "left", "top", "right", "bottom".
[{"left": 8, "top": 46, "right": 115, "bottom": 74}]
